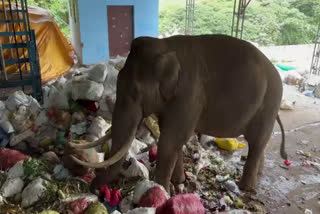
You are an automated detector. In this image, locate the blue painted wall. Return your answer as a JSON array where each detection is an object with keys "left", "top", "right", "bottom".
[{"left": 78, "top": 0, "right": 159, "bottom": 64}]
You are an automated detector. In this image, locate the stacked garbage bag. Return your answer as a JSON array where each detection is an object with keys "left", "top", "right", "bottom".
[{"left": 0, "top": 56, "right": 255, "bottom": 214}]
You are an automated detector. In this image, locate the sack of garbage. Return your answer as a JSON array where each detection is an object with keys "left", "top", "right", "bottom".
[
  {"left": 48, "top": 86, "right": 70, "bottom": 110},
  {"left": 139, "top": 186, "right": 167, "bottom": 208},
  {"left": 85, "top": 63, "right": 108, "bottom": 83},
  {"left": 0, "top": 127, "right": 11, "bottom": 147},
  {"left": 72, "top": 79, "right": 104, "bottom": 101},
  {"left": 5, "top": 90, "right": 40, "bottom": 114},
  {"left": 156, "top": 194, "right": 205, "bottom": 214},
  {"left": 0, "top": 177, "right": 24, "bottom": 198},
  {"left": 133, "top": 180, "right": 168, "bottom": 204},
  {"left": 0, "top": 148, "right": 29, "bottom": 169},
  {"left": 21, "top": 177, "right": 46, "bottom": 207}
]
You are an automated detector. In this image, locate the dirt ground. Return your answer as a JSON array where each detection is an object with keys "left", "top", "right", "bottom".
[{"left": 249, "top": 85, "right": 320, "bottom": 214}]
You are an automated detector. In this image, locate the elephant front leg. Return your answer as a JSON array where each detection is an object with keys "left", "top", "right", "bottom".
[
  {"left": 155, "top": 116, "right": 199, "bottom": 192},
  {"left": 171, "top": 149, "right": 185, "bottom": 185},
  {"left": 155, "top": 143, "right": 180, "bottom": 191}
]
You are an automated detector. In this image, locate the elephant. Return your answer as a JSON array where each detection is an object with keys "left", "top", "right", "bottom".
[{"left": 67, "top": 34, "right": 287, "bottom": 192}]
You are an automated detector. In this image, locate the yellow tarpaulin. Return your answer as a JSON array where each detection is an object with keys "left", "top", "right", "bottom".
[{"left": 0, "top": 5, "right": 74, "bottom": 82}]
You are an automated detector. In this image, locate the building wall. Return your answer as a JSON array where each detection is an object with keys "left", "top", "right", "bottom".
[{"left": 78, "top": 0, "right": 159, "bottom": 64}]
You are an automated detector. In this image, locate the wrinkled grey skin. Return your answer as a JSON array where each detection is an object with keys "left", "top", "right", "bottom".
[{"left": 91, "top": 34, "right": 287, "bottom": 192}]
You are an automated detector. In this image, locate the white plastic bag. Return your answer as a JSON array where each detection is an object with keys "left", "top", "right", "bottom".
[
  {"left": 5, "top": 90, "right": 40, "bottom": 114},
  {"left": 72, "top": 79, "right": 104, "bottom": 101},
  {"left": 121, "top": 157, "right": 149, "bottom": 180},
  {"left": 125, "top": 207, "right": 156, "bottom": 214},
  {"left": 0, "top": 177, "right": 24, "bottom": 198},
  {"left": 21, "top": 177, "right": 46, "bottom": 207},
  {"left": 87, "top": 63, "right": 108, "bottom": 83},
  {"left": 7, "top": 160, "right": 24, "bottom": 179},
  {"left": 86, "top": 116, "right": 111, "bottom": 142},
  {"left": 48, "top": 86, "right": 70, "bottom": 110}
]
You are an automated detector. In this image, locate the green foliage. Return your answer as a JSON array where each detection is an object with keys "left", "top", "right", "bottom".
[
  {"left": 27, "top": 0, "right": 70, "bottom": 39},
  {"left": 159, "top": 0, "right": 320, "bottom": 45},
  {"left": 23, "top": 157, "right": 48, "bottom": 179}
]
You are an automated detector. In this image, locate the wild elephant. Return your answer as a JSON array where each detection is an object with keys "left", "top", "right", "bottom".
[{"left": 68, "top": 34, "right": 287, "bottom": 192}]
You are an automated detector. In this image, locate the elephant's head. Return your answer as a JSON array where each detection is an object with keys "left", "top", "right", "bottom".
[{"left": 66, "top": 37, "right": 181, "bottom": 187}]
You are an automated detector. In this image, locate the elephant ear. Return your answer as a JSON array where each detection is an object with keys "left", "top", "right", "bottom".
[{"left": 154, "top": 52, "right": 181, "bottom": 101}]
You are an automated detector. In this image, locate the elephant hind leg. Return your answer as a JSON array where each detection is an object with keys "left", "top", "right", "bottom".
[
  {"left": 240, "top": 111, "right": 276, "bottom": 191},
  {"left": 171, "top": 149, "right": 186, "bottom": 185}
]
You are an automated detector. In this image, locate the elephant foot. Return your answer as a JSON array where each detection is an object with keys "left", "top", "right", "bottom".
[
  {"left": 171, "top": 171, "right": 186, "bottom": 185},
  {"left": 238, "top": 178, "right": 257, "bottom": 194}
]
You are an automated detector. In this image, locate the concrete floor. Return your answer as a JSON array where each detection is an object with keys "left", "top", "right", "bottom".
[{"left": 253, "top": 85, "right": 320, "bottom": 214}]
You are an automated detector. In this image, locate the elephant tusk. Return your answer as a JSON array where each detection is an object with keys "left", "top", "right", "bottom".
[
  {"left": 70, "top": 135, "right": 133, "bottom": 168},
  {"left": 68, "top": 131, "right": 112, "bottom": 149}
]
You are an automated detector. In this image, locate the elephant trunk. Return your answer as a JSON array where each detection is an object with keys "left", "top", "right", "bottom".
[{"left": 70, "top": 97, "right": 142, "bottom": 169}]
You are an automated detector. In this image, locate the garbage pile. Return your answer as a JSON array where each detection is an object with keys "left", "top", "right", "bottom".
[
  {"left": 0, "top": 56, "right": 258, "bottom": 213},
  {"left": 275, "top": 63, "right": 320, "bottom": 107}
]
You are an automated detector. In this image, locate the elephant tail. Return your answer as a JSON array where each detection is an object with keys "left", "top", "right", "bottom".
[{"left": 276, "top": 114, "right": 288, "bottom": 160}]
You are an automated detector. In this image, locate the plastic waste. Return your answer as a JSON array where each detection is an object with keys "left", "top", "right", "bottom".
[
  {"left": 126, "top": 207, "right": 156, "bottom": 214},
  {"left": 0, "top": 148, "right": 29, "bottom": 169},
  {"left": 7, "top": 160, "right": 24, "bottom": 179},
  {"left": 86, "top": 63, "right": 108, "bottom": 83},
  {"left": 0, "top": 121, "right": 14, "bottom": 134},
  {"left": 21, "top": 177, "right": 46, "bottom": 207},
  {"left": 70, "top": 122, "right": 87, "bottom": 135},
  {"left": 53, "top": 164, "right": 72, "bottom": 180},
  {"left": 121, "top": 157, "right": 149, "bottom": 179},
  {"left": 72, "top": 79, "right": 104, "bottom": 101},
  {"left": 5, "top": 90, "right": 40, "bottom": 114},
  {"left": 87, "top": 116, "right": 111, "bottom": 142},
  {"left": 0, "top": 127, "right": 11, "bottom": 147},
  {"left": 10, "top": 105, "right": 33, "bottom": 133},
  {"left": 0, "top": 177, "right": 24, "bottom": 198},
  {"left": 303, "top": 90, "right": 313, "bottom": 97},
  {"left": 133, "top": 180, "right": 168, "bottom": 204},
  {"left": 70, "top": 198, "right": 89, "bottom": 214},
  {"left": 48, "top": 86, "right": 70, "bottom": 110},
  {"left": 120, "top": 194, "right": 134, "bottom": 213},
  {"left": 214, "top": 138, "right": 246, "bottom": 151},
  {"left": 100, "top": 185, "right": 122, "bottom": 207},
  {"left": 138, "top": 186, "right": 167, "bottom": 208},
  {"left": 280, "top": 99, "right": 294, "bottom": 110},
  {"left": 62, "top": 193, "right": 98, "bottom": 203},
  {"left": 156, "top": 193, "right": 205, "bottom": 214},
  {"left": 225, "top": 180, "right": 240, "bottom": 194}
]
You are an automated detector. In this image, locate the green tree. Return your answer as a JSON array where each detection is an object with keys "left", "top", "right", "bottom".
[{"left": 27, "top": 0, "right": 70, "bottom": 39}]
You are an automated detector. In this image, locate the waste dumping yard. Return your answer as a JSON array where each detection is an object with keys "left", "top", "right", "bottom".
[{"left": 0, "top": 56, "right": 320, "bottom": 214}]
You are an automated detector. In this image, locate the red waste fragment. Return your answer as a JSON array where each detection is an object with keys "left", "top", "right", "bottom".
[
  {"left": 284, "top": 160, "right": 291, "bottom": 166},
  {"left": 139, "top": 186, "right": 167, "bottom": 208},
  {"left": 149, "top": 146, "right": 157, "bottom": 162},
  {"left": 156, "top": 193, "right": 205, "bottom": 214},
  {"left": 78, "top": 100, "right": 99, "bottom": 112},
  {"left": 99, "top": 185, "right": 122, "bottom": 207},
  {"left": 0, "top": 148, "right": 29, "bottom": 170},
  {"left": 79, "top": 171, "right": 95, "bottom": 183},
  {"left": 70, "top": 198, "right": 89, "bottom": 214}
]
